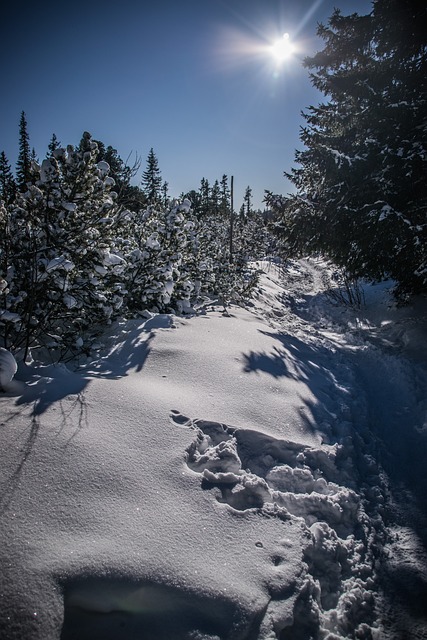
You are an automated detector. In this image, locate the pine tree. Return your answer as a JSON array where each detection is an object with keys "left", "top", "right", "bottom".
[
  {"left": 268, "top": 0, "right": 427, "bottom": 299},
  {"left": 2, "top": 132, "right": 124, "bottom": 356},
  {"left": 243, "top": 186, "right": 253, "bottom": 218},
  {"left": 198, "top": 177, "right": 211, "bottom": 218},
  {"left": 141, "top": 148, "right": 162, "bottom": 205},
  {"left": 47, "top": 133, "right": 61, "bottom": 157},
  {"left": 16, "top": 111, "right": 31, "bottom": 191},
  {"left": 162, "top": 180, "right": 169, "bottom": 207},
  {"left": 0, "top": 152, "right": 16, "bottom": 205}
]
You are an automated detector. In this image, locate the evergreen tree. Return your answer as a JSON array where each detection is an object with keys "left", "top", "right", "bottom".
[
  {"left": 98, "top": 142, "right": 145, "bottom": 210},
  {"left": 141, "top": 148, "right": 162, "bottom": 205},
  {"left": 2, "top": 132, "right": 124, "bottom": 356},
  {"left": 268, "top": 0, "right": 427, "bottom": 299},
  {"left": 16, "top": 111, "right": 31, "bottom": 191},
  {"left": 210, "top": 179, "right": 221, "bottom": 216},
  {"left": 47, "top": 133, "right": 61, "bottom": 157},
  {"left": 243, "top": 185, "right": 253, "bottom": 218},
  {"left": 0, "top": 152, "right": 16, "bottom": 205},
  {"left": 182, "top": 189, "right": 202, "bottom": 214},
  {"left": 162, "top": 180, "right": 169, "bottom": 207},
  {"left": 198, "top": 177, "right": 211, "bottom": 218}
]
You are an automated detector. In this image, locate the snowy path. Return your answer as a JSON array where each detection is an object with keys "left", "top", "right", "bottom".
[
  {"left": 252, "top": 258, "right": 427, "bottom": 638},
  {"left": 0, "top": 259, "right": 426, "bottom": 639}
]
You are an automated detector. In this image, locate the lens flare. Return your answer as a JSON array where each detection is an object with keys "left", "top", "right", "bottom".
[{"left": 270, "top": 33, "right": 295, "bottom": 62}]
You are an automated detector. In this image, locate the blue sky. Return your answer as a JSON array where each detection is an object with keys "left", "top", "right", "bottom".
[{"left": 1, "top": 0, "right": 372, "bottom": 210}]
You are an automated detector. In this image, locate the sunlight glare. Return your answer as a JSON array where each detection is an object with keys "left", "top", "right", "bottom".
[{"left": 270, "top": 33, "right": 295, "bottom": 62}]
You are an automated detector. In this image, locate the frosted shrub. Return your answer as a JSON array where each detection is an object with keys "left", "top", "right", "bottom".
[{"left": 0, "top": 133, "right": 124, "bottom": 358}]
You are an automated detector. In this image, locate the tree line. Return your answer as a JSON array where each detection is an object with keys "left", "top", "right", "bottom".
[{"left": 0, "top": 120, "right": 272, "bottom": 359}]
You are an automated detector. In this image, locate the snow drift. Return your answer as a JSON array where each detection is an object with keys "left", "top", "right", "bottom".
[{"left": 1, "top": 258, "right": 426, "bottom": 639}]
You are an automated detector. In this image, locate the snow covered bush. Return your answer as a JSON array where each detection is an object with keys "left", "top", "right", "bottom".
[
  {"left": 0, "top": 347, "right": 17, "bottom": 391},
  {"left": 116, "top": 198, "right": 199, "bottom": 314},
  {"left": 116, "top": 197, "right": 265, "bottom": 316},
  {"left": 0, "top": 129, "right": 272, "bottom": 360},
  {"left": 195, "top": 209, "right": 268, "bottom": 306},
  {"left": 0, "top": 133, "right": 125, "bottom": 357}
]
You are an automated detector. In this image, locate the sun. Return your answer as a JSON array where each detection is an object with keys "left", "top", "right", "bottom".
[{"left": 270, "top": 33, "right": 295, "bottom": 62}]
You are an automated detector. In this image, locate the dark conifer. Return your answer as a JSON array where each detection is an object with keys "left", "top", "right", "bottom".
[
  {"left": 268, "top": 0, "right": 427, "bottom": 298},
  {"left": 141, "top": 148, "right": 162, "bottom": 205},
  {"left": 16, "top": 111, "right": 31, "bottom": 191},
  {"left": 243, "top": 186, "right": 253, "bottom": 218},
  {"left": 219, "top": 174, "right": 230, "bottom": 221},
  {"left": 0, "top": 152, "right": 16, "bottom": 205},
  {"left": 47, "top": 133, "right": 61, "bottom": 157}
]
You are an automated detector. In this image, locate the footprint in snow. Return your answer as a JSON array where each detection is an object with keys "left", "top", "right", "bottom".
[
  {"left": 170, "top": 410, "right": 382, "bottom": 637},
  {"left": 170, "top": 410, "right": 359, "bottom": 537}
]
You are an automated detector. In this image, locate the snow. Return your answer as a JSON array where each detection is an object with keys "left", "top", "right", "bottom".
[
  {"left": 1, "top": 259, "right": 427, "bottom": 639},
  {"left": 0, "top": 309, "right": 21, "bottom": 323},
  {"left": 44, "top": 256, "right": 75, "bottom": 273},
  {"left": 100, "top": 248, "right": 126, "bottom": 268},
  {"left": 61, "top": 202, "right": 77, "bottom": 212},
  {"left": 0, "top": 348, "right": 17, "bottom": 391},
  {"left": 146, "top": 232, "right": 161, "bottom": 250},
  {"left": 0, "top": 277, "right": 8, "bottom": 293},
  {"left": 97, "top": 160, "right": 110, "bottom": 176},
  {"left": 39, "top": 159, "right": 56, "bottom": 183},
  {"left": 63, "top": 294, "right": 77, "bottom": 309},
  {"left": 378, "top": 204, "right": 394, "bottom": 221}
]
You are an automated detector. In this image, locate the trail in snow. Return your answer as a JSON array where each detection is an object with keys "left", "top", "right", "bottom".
[
  {"left": 171, "top": 410, "right": 381, "bottom": 638},
  {"left": 249, "top": 258, "right": 427, "bottom": 639}
]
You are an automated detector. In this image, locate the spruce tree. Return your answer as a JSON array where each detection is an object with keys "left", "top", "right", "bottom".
[
  {"left": 198, "top": 177, "right": 211, "bottom": 218},
  {"left": 268, "top": 0, "right": 427, "bottom": 298},
  {"left": 0, "top": 152, "right": 16, "bottom": 205},
  {"left": 95, "top": 141, "right": 145, "bottom": 210},
  {"left": 16, "top": 111, "right": 31, "bottom": 191},
  {"left": 47, "top": 133, "right": 61, "bottom": 157},
  {"left": 162, "top": 180, "right": 169, "bottom": 207},
  {"left": 243, "top": 186, "right": 253, "bottom": 218},
  {"left": 210, "top": 180, "right": 221, "bottom": 216},
  {"left": 141, "top": 148, "right": 162, "bottom": 205},
  {"left": 182, "top": 189, "right": 202, "bottom": 214}
]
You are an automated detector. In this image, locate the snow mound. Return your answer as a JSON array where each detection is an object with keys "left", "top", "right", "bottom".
[{"left": 0, "top": 348, "right": 17, "bottom": 391}]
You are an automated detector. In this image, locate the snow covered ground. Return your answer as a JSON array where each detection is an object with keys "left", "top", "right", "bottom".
[{"left": 1, "top": 258, "right": 426, "bottom": 639}]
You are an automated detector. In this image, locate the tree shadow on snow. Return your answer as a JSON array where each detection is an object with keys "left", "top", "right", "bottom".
[
  {"left": 241, "top": 330, "right": 344, "bottom": 438},
  {"left": 79, "top": 315, "right": 175, "bottom": 380},
  {"left": 0, "top": 412, "right": 40, "bottom": 516},
  {"left": 14, "top": 367, "right": 89, "bottom": 417},
  {"left": 11, "top": 315, "right": 173, "bottom": 416}
]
